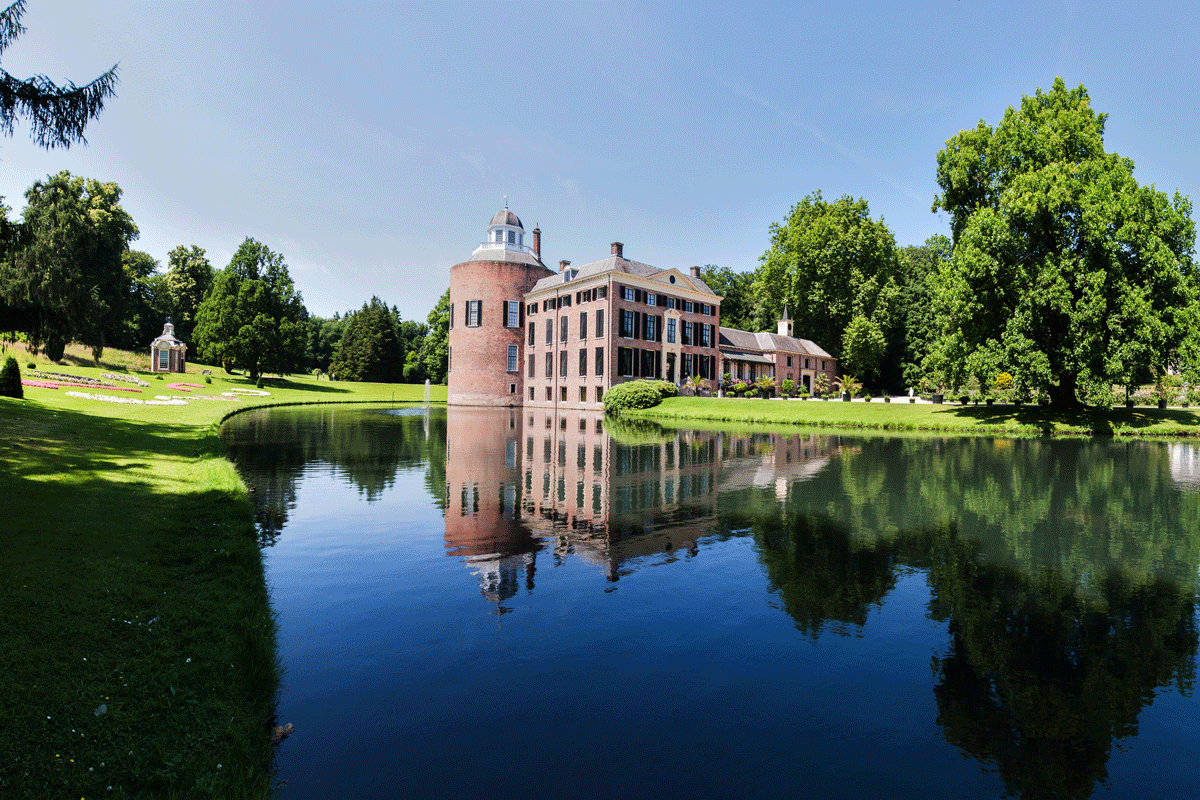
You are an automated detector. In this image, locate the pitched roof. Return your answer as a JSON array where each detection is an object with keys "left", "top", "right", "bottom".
[
  {"left": 719, "top": 327, "right": 833, "bottom": 359},
  {"left": 528, "top": 255, "right": 717, "bottom": 295}
]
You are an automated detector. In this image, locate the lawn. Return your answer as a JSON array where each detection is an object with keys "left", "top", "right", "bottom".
[
  {"left": 627, "top": 394, "right": 1200, "bottom": 438},
  {"left": 0, "top": 346, "right": 441, "bottom": 798}
]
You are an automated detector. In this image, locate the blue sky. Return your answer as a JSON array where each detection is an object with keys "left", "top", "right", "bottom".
[{"left": 1, "top": 0, "right": 1197, "bottom": 324}]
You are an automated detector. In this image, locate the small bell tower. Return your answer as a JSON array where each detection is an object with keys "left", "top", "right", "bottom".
[{"left": 777, "top": 305, "right": 793, "bottom": 338}]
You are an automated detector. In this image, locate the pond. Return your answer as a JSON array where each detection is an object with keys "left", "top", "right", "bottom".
[{"left": 220, "top": 405, "right": 1200, "bottom": 799}]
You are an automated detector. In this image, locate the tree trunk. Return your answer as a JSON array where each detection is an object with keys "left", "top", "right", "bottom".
[{"left": 1048, "top": 373, "right": 1081, "bottom": 408}]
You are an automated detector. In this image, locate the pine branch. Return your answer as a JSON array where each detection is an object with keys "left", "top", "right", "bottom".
[{"left": 0, "top": 64, "right": 119, "bottom": 148}]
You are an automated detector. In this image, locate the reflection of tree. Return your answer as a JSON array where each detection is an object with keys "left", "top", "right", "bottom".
[
  {"left": 752, "top": 505, "right": 898, "bottom": 637},
  {"left": 928, "top": 522, "right": 1197, "bottom": 800},
  {"left": 729, "top": 435, "right": 1199, "bottom": 798},
  {"left": 221, "top": 407, "right": 447, "bottom": 543}
]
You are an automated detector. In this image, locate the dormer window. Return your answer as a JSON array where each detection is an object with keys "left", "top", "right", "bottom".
[{"left": 507, "top": 230, "right": 516, "bottom": 244}]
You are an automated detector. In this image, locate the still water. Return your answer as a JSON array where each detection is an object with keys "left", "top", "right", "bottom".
[{"left": 220, "top": 405, "right": 1200, "bottom": 799}]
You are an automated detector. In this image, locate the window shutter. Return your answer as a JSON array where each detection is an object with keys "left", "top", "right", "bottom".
[
  {"left": 501, "top": 301, "right": 507, "bottom": 326},
  {"left": 635, "top": 288, "right": 642, "bottom": 303}
]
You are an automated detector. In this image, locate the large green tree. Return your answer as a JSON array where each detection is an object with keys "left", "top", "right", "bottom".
[
  {"left": 931, "top": 78, "right": 1198, "bottom": 407},
  {"left": 329, "top": 297, "right": 404, "bottom": 383},
  {"left": 891, "top": 235, "right": 952, "bottom": 390},
  {"left": 0, "top": 0, "right": 118, "bottom": 150},
  {"left": 399, "top": 319, "right": 429, "bottom": 382},
  {"left": 161, "top": 244, "right": 213, "bottom": 345},
  {"left": 420, "top": 289, "right": 449, "bottom": 383},
  {"left": 306, "top": 312, "right": 346, "bottom": 374},
  {"left": 753, "top": 191, "right": 901, "bottom": 383},
  {"left": 0, "top": 171, "right": 137, "bottom": 359},
  {"left": 115, "top": 249, "right": 165, "bottom": 350},
  {"left": 193, "top": 238, "right": 306, "bottom": 380},
  {"left": 699, "top": 264, "right": 754, "bottom": 331}
]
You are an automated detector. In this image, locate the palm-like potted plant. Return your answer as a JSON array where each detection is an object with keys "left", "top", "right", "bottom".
[
  {"left": 834, "top": 373, "right": 861, "bottom": 401},
  {"left": 687, "top": 375, "right": 707, "bottom": 396},
  {"left": 814, "top": 373, "right": 830, "bottom": 401},
  {"left": 755, "top": 374, "right": 776, "bottom": 399}
]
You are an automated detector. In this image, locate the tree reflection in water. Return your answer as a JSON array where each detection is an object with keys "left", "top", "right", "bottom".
[
  {"left": 225, "top": 407, "right": 1198, "bottom": 799},
  {"left": 724, "top": 435, "right": 1198, "bottom": 800}
]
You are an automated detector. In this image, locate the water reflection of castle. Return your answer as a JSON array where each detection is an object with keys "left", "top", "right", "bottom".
[{"left": 443, "top": 406, "right": 841, "bottom": 607}]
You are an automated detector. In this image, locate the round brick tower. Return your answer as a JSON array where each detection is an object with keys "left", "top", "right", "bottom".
[{"left": 448, "top": 205, "right": 553, "bottom": 406}]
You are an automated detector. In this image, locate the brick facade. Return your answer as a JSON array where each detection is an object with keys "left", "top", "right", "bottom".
[{"left": 448, "top": 258, "right": 553, "bottom": 406}]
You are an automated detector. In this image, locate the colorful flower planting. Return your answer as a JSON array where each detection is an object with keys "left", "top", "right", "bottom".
[
  {"left": 101, "top": 371, "right": 150, "bottom": 387},
  {"left": 65, "top": 390, "right": 188, "bottom": 406}
]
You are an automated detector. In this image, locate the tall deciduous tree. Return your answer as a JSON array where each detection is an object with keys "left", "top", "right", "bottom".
[
  {"left": 420, "top": 289, "right": 449, "bottom": 384},
  {"left": 0, "top": 171, "right": 137, "bottom": 359},
  {"left": 699, "top": 264, "right": 754, "bottom": 331},
  {"left": 892, "top": 235, "right": 952, "bottom": 390},
  {"left": 162, "top": 244, "right": 212, "bottom": 344},
  {"left": 931, "top": 78, "right": 1198, "bottom": 407},
  {"left": 193, "top": 238, "right": 306, "bottom": 380},
  {"left": 0, "top": 0, "right": 119, "bottom": 149},
  {"left": 115, "top": 249, "right": 164, "bottom": 350},
  {"left": 329, "top": 296, "right": 404, "bottom": 383},
  {"left": 753, "top": 191, "right": 901, "bottom": 383}
]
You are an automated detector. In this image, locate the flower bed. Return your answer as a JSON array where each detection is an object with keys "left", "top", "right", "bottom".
[
  {"left": 167, "top": 383, "right": 206, "bottom": 392},
  {"left": 101, "top": 372, "right": 150, "bottom": 388},
  {"left": 66, "top": 390, "right": 187, "bottom": 406},
  {"left": 223, "top": 388, "right": 271, "bottom": 397}
]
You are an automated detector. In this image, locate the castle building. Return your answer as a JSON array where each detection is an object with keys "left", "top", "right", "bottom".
[
  {"left": 447, "top": 205, "right": 835, "bottom": 406},
  {"left": 448, "top": 206, "right": 723, "bottom": 408}
]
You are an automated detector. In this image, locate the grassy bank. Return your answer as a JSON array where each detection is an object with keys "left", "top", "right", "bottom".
[
  {"left": 0, "top": 348, "right": 441, "bottom": 798},
  {"left": 626, "top": 395, "right": 1200, "bottom": 438}
]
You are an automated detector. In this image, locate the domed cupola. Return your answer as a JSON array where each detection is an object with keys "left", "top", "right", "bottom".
[
  {"left": 484, "top": 201, "right": 526, "bottom": 249},
  {"left": 471, "top": 200, "right": 540, "bottom": 261}
]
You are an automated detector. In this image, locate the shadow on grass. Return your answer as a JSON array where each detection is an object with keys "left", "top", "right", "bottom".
[
  {"left": 0, "top": 400, "right": 228, "bottom": 482},
  {"left": 0, "top": 401, "right": 279, "bottom": 798},
  {"left": 258, "top": 376, "right": 352, "bottom": 394},
  {"left": 934, "top": 403, "right": 1200, "bottom": 434}
]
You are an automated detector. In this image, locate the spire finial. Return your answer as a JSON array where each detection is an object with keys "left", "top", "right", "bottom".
[{"left": 504, "top": 195, "right": 508, "bottom": 209}]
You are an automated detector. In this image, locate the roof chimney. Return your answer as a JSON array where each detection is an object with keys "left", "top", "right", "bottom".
[
  {"left": 559, "top": 259, "right": 571, "bottom": 272},
  {"left": 533, "top": 226, "right": 541, "bottom": 258},
  {"left": 690, "top": 266, "right": 701, "bottom": 278},
  {"left": 611, "top": 242, "right": 623, "bottom": 257}
]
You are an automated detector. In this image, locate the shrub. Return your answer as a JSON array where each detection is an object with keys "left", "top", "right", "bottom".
[
  {"left": 0, "top": 355, "right": 22, "bottom": 398},
  {"left": 256, "top": 377, "right": 264, "bottom": 389},
  {"left": 26, "top": 362, "right": 35, "bottom": 370},
  {"left": 746, "top": 387, "right": 760, "bottom": 398},
  {"left": 781, "top": 378, "right": 795, "bottom": 397},
  {"left": 602, "top": 380, "right": 664, "bottom": 414},
  {"left": 205, "top": 375, "right": 212, "bottom": 384},
  {"left": 155, "top": 374, "right": 164, "bottom": 380},
  {"left": 647, "top": 380, "right": 678, "bottom": 399}
]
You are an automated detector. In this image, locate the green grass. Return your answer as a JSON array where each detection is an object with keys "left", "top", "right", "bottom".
[
  {"left": 627, "top": 395, "right": 1200, "bottom": 438},
  {"left": 0, "top": 350, "right": 442, "bottom": 798}
]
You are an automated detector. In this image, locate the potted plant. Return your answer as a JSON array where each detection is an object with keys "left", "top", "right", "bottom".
[
  {"left": 834, "top": 374, "right": 861, "bottom": 401},
  {"left": 798, "top": 385, "right": 810, "bottom": 400},
  {"left": 756, "top": 375, "right": 777, "bottom": 399},
  {"left": 780, "top": 378, "right": 794, "bottom": 399},
  {"left": 718, "top": 373, "right": 733, "bottom": 398},
  {"left": 814, "top": 373, "right": 829, "bottom": 401}
]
